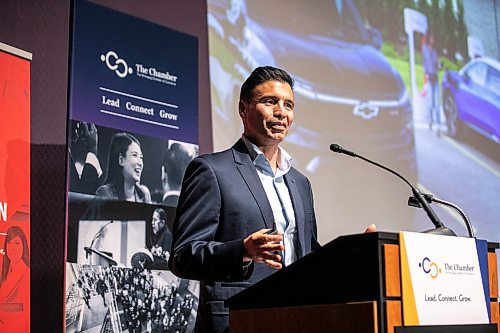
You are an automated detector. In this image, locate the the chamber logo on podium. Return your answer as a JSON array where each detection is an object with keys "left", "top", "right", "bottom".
[
  {"left": 400, "top": 232, "right": 490, "bottom": 326},
  {"left": 419, "top": 256, "right": 478, "bottom": 280},
  {"left": 419, "top": 257, "right": 441, "bottom": 279}
]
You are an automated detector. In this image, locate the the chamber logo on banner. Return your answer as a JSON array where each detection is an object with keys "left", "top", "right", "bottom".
[
  {"left": 100, "top": 51, "right": 133, "bottom": 78},
  {"left": 135, "top": 62, "right": 178, "bottom": 86},
  {"left": 100, "top": 50, "right": 179, "bottom": 86}
]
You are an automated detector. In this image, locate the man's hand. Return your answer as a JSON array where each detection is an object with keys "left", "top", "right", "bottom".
[
  {"left": 243, "top": 229, "right": 284, "bottom": 270},
  {"left": 365, "top": 224, "right": 377, "bottom": 233}
]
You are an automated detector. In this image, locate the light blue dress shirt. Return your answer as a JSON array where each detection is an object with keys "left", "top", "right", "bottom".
[{"left": 242, "top": 135, "right": 298, "bottom": 266}]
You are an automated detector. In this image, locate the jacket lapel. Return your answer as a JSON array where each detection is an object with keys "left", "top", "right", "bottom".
[
  {"left": 284, "top": 173, "right": 306, "bottom": 258},
  {"left": 232, "top": 140, "right": 274, "bottom": 230}
]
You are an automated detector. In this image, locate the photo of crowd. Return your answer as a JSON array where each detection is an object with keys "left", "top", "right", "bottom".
[{"left": 66, "top": 264, "right": 198, "bottom": 333}]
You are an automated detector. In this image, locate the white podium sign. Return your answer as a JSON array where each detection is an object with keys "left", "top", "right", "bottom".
[{"left": 400, "top": 232, "right": 490, "bottom": 326}]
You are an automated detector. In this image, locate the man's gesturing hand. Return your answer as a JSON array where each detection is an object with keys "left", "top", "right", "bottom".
[{"left": 243, "top": 229, "right": 284, "bottom": 270}]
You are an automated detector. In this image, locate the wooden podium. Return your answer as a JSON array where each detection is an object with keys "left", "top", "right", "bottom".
[{"left": 226, "top": 232, "right": 499, "bottom": 333}]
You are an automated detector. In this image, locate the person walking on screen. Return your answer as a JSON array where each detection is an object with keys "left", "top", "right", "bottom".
[
  {"left": 95, "top": 275, "right": 108, "bottom": 307},
  {"left": 422, "top": 31, "right": 441, "bottom": 135}
]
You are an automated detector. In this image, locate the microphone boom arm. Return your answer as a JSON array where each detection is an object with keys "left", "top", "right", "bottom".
[
  {"left": 330, "top": 144, "right": 456, "bottom": 236},
  {"left": 408, "top": 194, "right": 474, "bottom": 238},
  {"left": 86, "top": 220, "right": 114, "bottom": 261}
]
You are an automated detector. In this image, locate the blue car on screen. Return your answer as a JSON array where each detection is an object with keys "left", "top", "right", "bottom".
[{"left": 442, "top": 57, "right": 500, "bottom": 143}]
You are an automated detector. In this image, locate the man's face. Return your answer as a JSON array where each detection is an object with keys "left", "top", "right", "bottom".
[
  {"left": 240, "top": 80, "right": 294, "bottom": 146},
  {"left": 152, "top": 211, "right": 165, "bottom": 235}
]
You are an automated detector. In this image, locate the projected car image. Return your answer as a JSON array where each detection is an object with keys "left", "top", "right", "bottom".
[
  {"left": 442, "top": 57, "right": 500, "bottom": 144},
  {"left": 208, "top": 0, "right": 417, "bottom": 226}
]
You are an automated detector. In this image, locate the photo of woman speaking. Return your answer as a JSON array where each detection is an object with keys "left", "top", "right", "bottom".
[{"left": 95, "top": 132, "right": 151, "bottom": 203}]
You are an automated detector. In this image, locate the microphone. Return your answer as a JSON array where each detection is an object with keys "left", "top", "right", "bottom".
[
  {"left": 408, "top": 194, "right": 474, "bottom": 237},
  {"left": 330, "top": 144, "right": 357, "bottom": 157},
  {"left": 85, "top": 220, "right": 114, "bottom": 259},
  {"left": 329, "top": 144, "right": 456, "bottom": 236}
]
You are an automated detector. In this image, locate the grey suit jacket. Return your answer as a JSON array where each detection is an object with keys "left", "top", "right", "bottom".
[{"left": 169, "top": 139, "right": 320, "bottom": 333}]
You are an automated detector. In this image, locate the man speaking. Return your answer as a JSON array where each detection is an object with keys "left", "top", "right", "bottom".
[{"left": 169, "top": 66, "right": 321, "bottom": 332}]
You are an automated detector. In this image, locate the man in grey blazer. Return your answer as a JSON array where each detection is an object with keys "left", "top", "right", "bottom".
[{"left": 169, "top": 66, "right": 321, "bottom": 333}]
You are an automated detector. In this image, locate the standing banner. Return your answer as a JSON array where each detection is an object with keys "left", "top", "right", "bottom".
[
  {"left": 400, "top": 231, "right": 490, "bottom": 326},
  {"left": 0, "top": 42, "right": 32, "bottom": 333},
  {"left": 65, "top": 1, "right": 199, "bottom": 332}
]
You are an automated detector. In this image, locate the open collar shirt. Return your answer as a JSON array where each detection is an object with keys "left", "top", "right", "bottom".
[{"left": 241, "top": 135, "right": 298, "bottom": 266}]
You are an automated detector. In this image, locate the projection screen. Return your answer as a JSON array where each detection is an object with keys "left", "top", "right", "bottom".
[{"left": 207, "top": 0, "right": 499, "bottom": 246}]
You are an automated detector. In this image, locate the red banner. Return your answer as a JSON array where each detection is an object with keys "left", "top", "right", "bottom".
[{"left": 0, "top": 43, "right": 31, "bottom": 333}]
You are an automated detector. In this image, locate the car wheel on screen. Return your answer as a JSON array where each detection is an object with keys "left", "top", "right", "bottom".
[{"left": 443, "top": 92, "right": 460, "bottom": 137}]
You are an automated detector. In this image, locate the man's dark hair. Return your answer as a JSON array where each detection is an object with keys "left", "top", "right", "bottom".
[
  {"left": 239, "top": 66, "right": 294, "bottom": 103},
  {"left": 163, "top": 143, "right": 191, "bottom": 190}
]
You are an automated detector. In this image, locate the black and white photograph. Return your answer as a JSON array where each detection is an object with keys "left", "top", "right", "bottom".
[
  {"left": 65, "top": 263, "right": 199, "bottom": 333},
  {"left": 68, "top": 119, "right": 198, "bottom": 205},
  {"left": 77, "top": 219, "right": 147, "bottom": 268},
  {"left": 66, "top": 119, "right": 198, "bottom": 272},
  {"left": 67, "top": 194, "right": 177, "bottom": 272}
]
